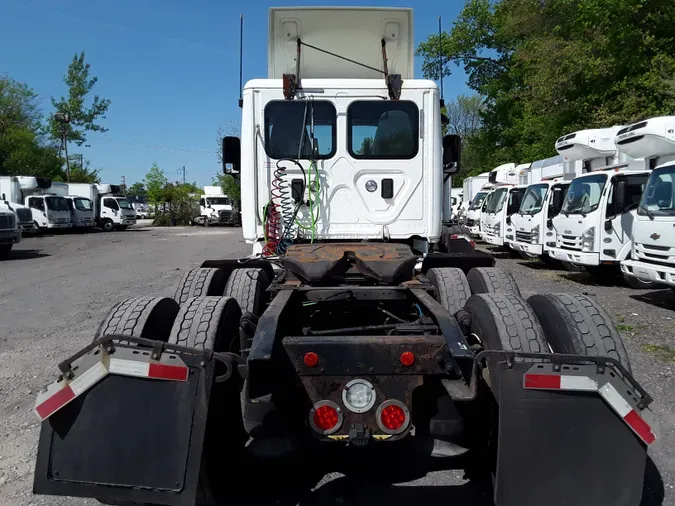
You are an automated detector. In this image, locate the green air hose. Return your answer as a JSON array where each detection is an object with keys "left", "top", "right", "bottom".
[{"left": 294, "top": 159, "right": 321, "bottom": 242}]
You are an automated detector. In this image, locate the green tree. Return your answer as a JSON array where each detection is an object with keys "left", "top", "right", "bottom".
[
  {"left": 213, "top": 173, "right": 240, "bottom": 202},
  {"left": 128, "top": 181, "right": 146, "bottom": 195},
  {"left": 417, "top": 0, "right": 675, "bottom": 165},
  {"left": 0, "top": 75, "right": 63, "bottom": 177},
  {"left": 49, "top": 52, "right": 111, "bottom": 147},
  {"left": 145, "top": 162, "right": 168, "bottom": 207}
]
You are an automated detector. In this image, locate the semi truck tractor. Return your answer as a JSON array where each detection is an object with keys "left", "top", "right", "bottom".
[
  {"left": 508, "top": 155, "right": 580, "bottom": 261},
  {"left": 0, "top": 176, "right": 36, "bottom": 234},
  {"left": 32, "top": 7, "right": 657, "bottom": 506},
  {"left": 616, "top": 116, "right": 675, "bottom": 289},
  {"left": 547, "top": 127, "right": 659, "bottom": 287},
  {"left": 67, "top": 183, "right": 136, "bottom": 231},
  {"left": 18, "top": 176, "right": 72, "bottom": 231}
]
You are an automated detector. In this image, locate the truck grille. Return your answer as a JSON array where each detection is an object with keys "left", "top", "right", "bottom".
[
  {"left": 16, "top": 208, "right": 32, "bottom": 225},
  {"left": 218, "top": 210, "right": 232, "bottom": 222},
  {"left": 557, "top": 234, "right": 582, "bottom": 251},
  {"left": 634, "top": 243, "right": 675, "bottom": 266},
  {"left": 516, "top": 231, "right": 533, "bottom": 243},
  {"left": 483, "top": 224, "right": 498, "bottom": 237},
  {"left": 466, "top": 219, "right": 475, "bottom": 227},
  {"left": 0, "top": 214, "right": 16, "bottom": 230}
]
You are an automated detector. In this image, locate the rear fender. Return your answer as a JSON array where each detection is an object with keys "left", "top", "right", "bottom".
[
  {"left": 478, "top": 350, "right": 657, "bottom": 506},
  {"left": 32, "top": 335, "right": 233, "bottom": 506}
]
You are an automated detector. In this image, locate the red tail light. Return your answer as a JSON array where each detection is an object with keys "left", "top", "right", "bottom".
[
  {"left": 309, "top": 400, "right": 342, "bottom": 435},
  {"left": 304, "top": 352, "right": 319, "bottom": 367},
  {"left": 400, "top": 351, "right": 415, "bottom": 367},
  {"left": 376, "top": 400, "right": 410, "bottom": 434}
]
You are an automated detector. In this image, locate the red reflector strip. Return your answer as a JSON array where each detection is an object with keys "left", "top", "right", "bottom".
[
  {"left": 148, "top": 363, "right": 189, "bottom": 381},
  {"left": 35, "top": 385, "right": 75, "bottom": 420},
  {"left": 524, "top": 373, "right": 561, "bottom": 389},
  {"left": 599, "top": 382, "right": 656, "bottom": 445}
]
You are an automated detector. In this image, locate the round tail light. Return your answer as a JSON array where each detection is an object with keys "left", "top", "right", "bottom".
[
  {"left": 376, "top": 399, "right": 410, "bottom": 435},
  {"left": 309, "top": 400, "right": 343, "bottom": 435}
]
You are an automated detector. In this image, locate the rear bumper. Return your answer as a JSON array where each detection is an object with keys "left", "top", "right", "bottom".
[
  {"left": 621, "top": 259, "right": 675, "bottom": 287},
  {"left": 548, "top": 248, "right": 599, "bottom": 266},
  {"left": 509, "top": 241, "right": 543, "bottom": 256}
]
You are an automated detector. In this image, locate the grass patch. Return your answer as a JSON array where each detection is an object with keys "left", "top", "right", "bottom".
[
  {"left": 616, "top": 323, "right": 634, "bottom": 332},
  {"left": 617, "top": 315, "right": 626, "bottom": 323},
  {"left": 540, "top": 271, "right": 564, "bottom": 282},
  {"left": 642, "top": 344, "right": 675, "bottom": 362}
]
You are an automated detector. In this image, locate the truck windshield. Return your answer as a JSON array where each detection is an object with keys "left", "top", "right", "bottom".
[
  {"left": 469, "top": 192, "right": 488, "bottom": 210},
  {"left": 485, "top": 188, "right": 508, "bottom": 214},
  {"left": 519, "top": 183, "right": 549, "bottom": 215},
  {"left": 74, "top": 198, "right": 93, "bottom": 211},
  {"left": 206, "top": 197, "right": 230, "bottom": 206},
  {"left": 45, "top": 196, "right": 69, "bottom": 212},
  {"left": 561, "top": 173, "right": 607, "bottom": 215},
  {"left": 117, "top": 199, "right": 133, "bottom": 209},
  {"left": 638, "top": 164, "right": 675, "bottom": 217}
]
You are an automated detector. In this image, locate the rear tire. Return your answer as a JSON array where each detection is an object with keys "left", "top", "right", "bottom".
[
  {"left": 467, "top": 267, "right": 522, "bottom": 297},
  {"left": 426, "top": 267, "right": 471, "bottom": 315},
  {"left": 527, "top": 293, "right": 631, "bottom": 372},
  {"left": 94, "top": 296, "right": 180, "bottom": 343},
  {"left": 174, "top": 267, "right": 227, "bottom": 305},
  {"left": 168, "top": 297, "right": 246, "bottom": 505},
  {"left": 224, "top": 268, "right": 270, "bottom": 316}
]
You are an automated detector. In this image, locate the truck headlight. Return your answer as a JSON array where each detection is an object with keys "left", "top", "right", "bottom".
[
  {"left": 494, "top": 222, "right": 501, "bottom": 234},
  {"left": 48, "top": 215, "right": 56, "bottom": 224},
  {"left": 581, "top": 226, "right": 595, "bottom": 252},
  {"left": 531, "top": 225, "right": 540, "bottom": 244}
]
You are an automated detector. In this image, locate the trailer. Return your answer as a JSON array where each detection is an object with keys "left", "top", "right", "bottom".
[
  {"left": 615, "top": 116, "right": 675, "bottom": 289},
  {"left": 32, "top": 7, "right": 657, "bottom": 506}
]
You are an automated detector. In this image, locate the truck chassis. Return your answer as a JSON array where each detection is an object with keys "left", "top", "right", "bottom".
[{"left": 32, "top": 243, "right": 657, "bottom": 506}]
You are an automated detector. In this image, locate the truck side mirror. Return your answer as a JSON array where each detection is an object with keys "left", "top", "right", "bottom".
[
  {"left": 442, "top": 134, "right": 461, "bottom": 174},
  {"left": 222, "top": 136, "right": 241, "bottom": 174}
]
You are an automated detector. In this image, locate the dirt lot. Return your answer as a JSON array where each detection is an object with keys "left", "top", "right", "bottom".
[{"left": 0, "top": 228, "right": 673, "bottom": 505}]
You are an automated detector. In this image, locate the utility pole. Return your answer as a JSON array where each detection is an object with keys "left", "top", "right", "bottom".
[
  {"left": 121, "top": 175, "right": 127, "bottom": 195},
  {"left": 177, "top": 165, "right": 186, "bottom": 184}
]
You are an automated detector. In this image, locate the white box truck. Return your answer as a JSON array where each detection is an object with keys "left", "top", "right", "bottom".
[
  {"left": 616, "top": 116, "right": 675, "bottom": 289},
  {"left": 547, "top": 127, "right": 659, "bottom": 287},
  {"left": 0, "top": 175, "right": 37, "bottom": 233},
  {"left": 18, "top": 176, "right": 72, "bottom": 231},
  {"left": 461, "top": 172, "right": 491, "bottom": 235},
  {"left": 67, "top": 184, "right": 136, "bottom": 231},
  {"left": 0, "top": 204, "right": 20, "bottom": 258}
]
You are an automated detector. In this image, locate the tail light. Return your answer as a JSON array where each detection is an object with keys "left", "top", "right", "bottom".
[
  {"left": 309, "top": 400, "right": 343, "bottom": 435},
  {"left": 376, "top": 399, "right": 410, "bottom": 435}
]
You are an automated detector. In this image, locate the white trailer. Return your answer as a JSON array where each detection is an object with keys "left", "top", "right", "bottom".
[
  {"left": 196, "top": 186, "right": 238, "bottom": 226},
  {"left": 0, "top": 176, "right": 37, "bottom": 233},
  {"left": 67, "top": 184, "right": 136, "bottom": 231},
  {"left": 615, "top": 116, "right": 675, "bottom": 289},
  {"left": 547, "top": 127, "right": 658, "bottom": 287},
  {"left": 18, "top": 176, "right": 72, "bottom": 231}
]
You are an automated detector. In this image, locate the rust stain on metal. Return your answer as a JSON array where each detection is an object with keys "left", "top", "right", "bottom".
[{"left": 285, "top": 243, "right": 414, "bottom": 263}]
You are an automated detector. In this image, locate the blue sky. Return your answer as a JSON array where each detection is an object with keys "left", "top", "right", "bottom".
[{"left": 0, "top": 0, "right": 470, "bottom": 187}]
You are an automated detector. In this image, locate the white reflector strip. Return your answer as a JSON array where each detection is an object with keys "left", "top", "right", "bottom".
[
  {"left": 599, "top": 382, "right": 656, "bottom": 445},
  {"left": 598, "top": 382, "right": 631, "bottom": 417},
  {"left": 560, "top": 375, "right": 598, "bottom": 391},
  {"left": 69, "top": 360, "right": 109, "bottom": 395},
  {"left": 108, "top": 357, "right": 150, "bottom": 378}
]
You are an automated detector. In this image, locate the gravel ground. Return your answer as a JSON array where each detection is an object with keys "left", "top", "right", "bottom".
[{"left": 0, "top": 229, "right": 673, "bottom": 505}]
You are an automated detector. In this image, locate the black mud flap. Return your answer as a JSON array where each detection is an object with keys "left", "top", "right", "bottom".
[
  {"left": 33, "top": 336, "right": 223, "bottom": 506},
  {"left": 478, "top": 351, "right": 656, "bottom": 506}
]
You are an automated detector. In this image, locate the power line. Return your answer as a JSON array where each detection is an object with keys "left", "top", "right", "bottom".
[{"left": 87, "top": 137, "right": 217, "bottom": 154}]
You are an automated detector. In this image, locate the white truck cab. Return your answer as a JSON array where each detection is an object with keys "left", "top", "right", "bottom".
[
  {"left": 18, "top": 177, "right": 72, "bottom": 231},
  {"left": 461, "top": 173, "right": 490, "bottom": 234},
  {"left": 509, "top": 155, "right": 579, "bottom": 259},
  {"left": 0, "top": 175, "right": 36, "bottom": 233},
  {"left": 198, "top": 186, "right": 238, "bottom": 226},
  {"left": 67, "top": 184, "right": 136, "bottom": 231},
  {"left": 0, "top": 204, "right": 20, "bottom": 258},
  {"left": 616, "top": 116, "right": 675, "bottom": 289},
  {"left": 548, "top": 127, "right": 656, "bottom": 287},
  {"left": 479, "top": 164, "right": 522, "bottom": 246},
  {"left": 224, "top": 7, "right": 462, "bottom": 256},
  {"left": 47, "top": 182, "right": 94, "bottom": 229}
]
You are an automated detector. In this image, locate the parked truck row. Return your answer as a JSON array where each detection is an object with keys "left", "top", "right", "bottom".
[
  {"left": 457, "top": 115, "right": 675, "bottom": 290},
  {"left": 0, "top": 177, "right": 137, "bottom": 258}
]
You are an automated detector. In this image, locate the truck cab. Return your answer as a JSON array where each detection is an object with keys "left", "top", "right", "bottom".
[
  {"left": 18, "top": 177, "right": 72, "bottom": 231},
  {"left": 0, "top": 176, "right": 36, "bottom": 233},
  {"left": 63, "top": 196, "right": 95, "bottom": 228},
  {"left": 95, "top": 185, "right": 136, "bottom": 231},
  {"left": 199, "top": 186, "right": 238, "bottom": 226},
  {"left": 509, "top": 155, "right": 577, "bottom": 259},
  {"left": 462, "top": 172, "right": 490, "bottom": 234},
  {"left": 479, "top": 164, "right": 523, "bottom": 246},
  {"left": 615, "top": 116, "right": 675, "bottom": 288},
  {"left": 0, "top": 204, "right": 20, "bottom": 258}
]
